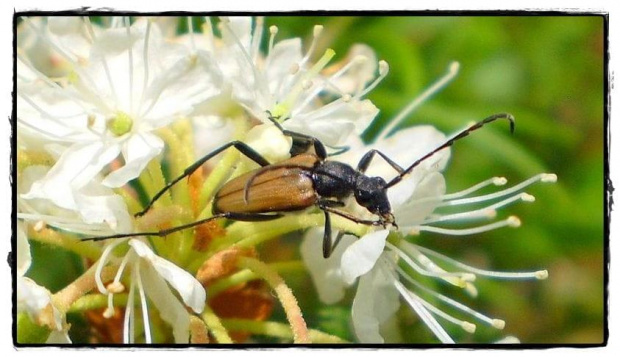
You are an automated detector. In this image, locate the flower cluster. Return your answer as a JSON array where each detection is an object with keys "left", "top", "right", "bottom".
[{"left": 16, "top": 16, "right": 555, "bottom": 344}]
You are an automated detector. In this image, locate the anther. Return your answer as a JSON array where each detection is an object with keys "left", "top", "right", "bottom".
[
  {"left": 106, "top": 281, "right": 125, "bottom": 294},
  {"left": 492, "top": 319, "right": 506, "bottom": 330},
  {"left": 461, "top": 321, "right": 477, "bottom": 333},
  {"left": 542, "top": 173, "right": 558, "bottom": 183},
  {"left": 507, "top": 216, "right": 521, "bottom": 227},
  {"left": 520, "top": 193, "right": 536, "bottom": 202},
  {"left": 535, "top": 270, "right": 549, "bottom": 280},
  {"left": 493, "top": 177, "right": 508, "bottom": 185},
  {"left": 269, "top": 25, "right": 278, "bottom": 35},
  {"left": 33, "top": 220, "right": 46, "bottom": 232}
]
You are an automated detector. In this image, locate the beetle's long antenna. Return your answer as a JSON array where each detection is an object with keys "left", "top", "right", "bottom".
[
  {"left": 82, "top": 212, "right": 283, "bottom": 242},
  {"left": 386, "top": 113, "right": 515, "bottom": 189}
]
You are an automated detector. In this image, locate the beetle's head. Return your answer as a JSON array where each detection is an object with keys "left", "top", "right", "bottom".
[{"left": 354, "top": 176, "right": 396, "bottom": 227}]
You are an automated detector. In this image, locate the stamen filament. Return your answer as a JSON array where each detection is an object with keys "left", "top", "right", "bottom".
[
  {"left": 393, "top": 280, "right": 454, "bottom": 343},
  {"left": 386, "top": 242, "right": 472, "bottom": 286},
  {"left": 397, "top": 266, "right": 503, "bottom": 328},
  {"left": 441, "top": 176, "right": 507, "bottom": 200},
  {"left": 441, "top": 174, "right": 556, "bottom": 207},
  {"left": 354, "top": 60, "right": 389, "bottom": 100},
  {"left": 414, "top": 216, "right": 521, "bottom": 236},
  {"left": 134, "top": 264, "right": 152, "bottom": 343},
  {"left": 414, "top": 244, "right": 548, "bottom": 280},
  {"left": 376, "top": 61, "right": 460, "bottom": 141}
]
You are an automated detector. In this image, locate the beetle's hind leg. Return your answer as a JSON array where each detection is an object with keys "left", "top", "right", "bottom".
[{"left": 135, "top": 141, "right": 272, "bottom": 218}]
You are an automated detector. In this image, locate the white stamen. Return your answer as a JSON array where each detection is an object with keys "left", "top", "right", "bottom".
[
  {"left": 423, "top": 192, "right": 535, "bottom": 225},
  {"left": 541, "top": 173, "right": 558, "bottom": 182},
  {"left": 387, "top": 242, "right": 472, "bottom": 287},
  {"left": 17, "top": 212, "right": 110, "bottom": 235},
  {"left": 126, "top": 17, "right": 134, "bottom": 113},
  {"left": 83, "top": 17, "right": 119, "bottom": 106},
  {"left": 106, "top": 281, "right": 125, "bottom": 294},
  {"left": 23, "top": 18, "right": 100, "bottom": 93},
  {"left": 17, "top": 53, "right": 93, "bottom": 114},
  {"left": 393, "top": 280, "right": 455, "bottom": 343},
  {"left": 341, "top": 94, "right": 352, "bottom": 102},
  {"left": 413, "top": 244, "right": 548, "bottom": 280},
  {"left": 187, "top": 17, "right": 196, "bottom": 53},
  {"left": 376, "top": 61, "right": 460, "bottom": 141},
  {"left": 123, "top": 278, "right": 136, "bottom": 343},
  {"left": 33, "top": 220, "right": 45, "bottom": 231},
  {"left": 492, "top": 319, "right": 506, "bottom": 330},
  {"left": 135, "top": 263, "right": 152, "bottom": 343},
  {"left": 202, "top": 17, "right": 215, "bottom": 53},
  {"left": 251, "top": 17, "right": 264, "bottom": 63},
  {"left": 138, "top": 21, "right": 152, "bottom": 116},
  {"left": 299, "top": 25, "right": 323, "bottom": 67},
  {"left": 440, "top": 176, "right": 507, "bottom": 201},
  {"left": 289, "top": 63, "right": 300, "bottom": 75},
  {"left": 268, "top": 25, "right": 278, "bottom": 56},
  {"left": 441, "top": 173, "right": 556, "bottom": 207},
  {"left": 103, "top": 294, "right": 115, "bottom": 318},
  {"left": 397, "top": 267, "right": 504, "bottom": 328},
  {"left": 354, "top": 60, "right": 389, "bottom": 99},
  {"left": 415, "top": 216, "right": 521, "bottom": 236},
  {"left": 95, "top": 238, "right": 128, "bottom": 294},
  {"left": 403, "top": 282, "right": 477, "bottom": 333}
]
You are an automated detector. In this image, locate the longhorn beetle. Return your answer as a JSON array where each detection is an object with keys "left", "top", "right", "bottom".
[{"left": 85, "top": 113, "right": 515, "bottom": 258}]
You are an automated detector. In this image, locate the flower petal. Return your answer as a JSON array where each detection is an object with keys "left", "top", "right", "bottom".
[
  {"left": 23, "top": 141, "right": 120, "bottom": 210},
  {"left": 286, "top": 99, "right": 378, "bottom": 147},
  {"left": 17, "top": 223, "right": 31, "bottom": 277},
  {"left": 341, "top": 229, "right": 389, "bottom": 285},
  {"left": 300, "top": 228, "right": 357, "bottom": 304},
  {"left": 139, "top": 263, "right": 191, "bottom": 343},
  {"left": 129, "top": 240, "right": 206, "bottom": 313},
  {"left": 102, "top": 132, "right": 163, "bottom": 188},
  {"left": 395, "top": 171, "right": 446, "bottom": 228},
  {"left": 350, "top": 257, "right": 400, "bottom": 343}
]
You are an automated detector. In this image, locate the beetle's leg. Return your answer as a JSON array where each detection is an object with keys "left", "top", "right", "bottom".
[
  {"left": 357, "top": 149, "right": 405, "bottom": 175},
  {"left": 82, "top": 212, "right": 283, "bottom": 242},
  {"left": 136, "top": 141, "right": 271, "bottom": 217},
  {"left": 323, "top": 210, "right": 333, "bottom": 258},
  {"left": 318, "top": 200, "right": 382, "bottom": 226}
]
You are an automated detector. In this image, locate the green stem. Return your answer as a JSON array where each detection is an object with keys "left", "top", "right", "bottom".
[
  {"left": 28, "top": 227, "right": 102, "bottom": 261},
  {"left": 201, "top": 304, "right": 233, "bottom": 343},
  {"left": 221, "top": 318, "right": 348, "bottom": 343},
  {"left": 67, "top": 293, "right": 128, "bottom": 313},
  {"left": 208, "top": 261, "right": 306, "bottom": 298}
]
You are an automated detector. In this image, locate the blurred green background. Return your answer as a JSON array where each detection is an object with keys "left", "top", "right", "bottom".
[{"left": 266, "top": 15, "right": 605, "bottom": 344}]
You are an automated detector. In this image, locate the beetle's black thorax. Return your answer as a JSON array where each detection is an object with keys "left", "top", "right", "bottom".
[
  {"left": 312, "top": 161, "right": 359, "bottom": 199},
  {"left": 311, "top": 161, "right": 391, "bottom": 217}
]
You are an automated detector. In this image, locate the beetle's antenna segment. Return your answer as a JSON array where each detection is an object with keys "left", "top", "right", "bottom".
[{"left": 385, "top": 113, "right": 515, "bottom": 189}]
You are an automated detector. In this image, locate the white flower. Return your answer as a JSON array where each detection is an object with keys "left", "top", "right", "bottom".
[
  {"left": 16, "top": 223, "right": 71, "bottom": 343},
  {"left": 95, "top": 239, "right": 206, "bottom": 343},
  {"left": 197, "top": 17, "right": 383, "bottom": 148},
  {"left": 301, "top": 124, "right": 556, "bottom": 343},
  {"left": 17, "top": 17, "right": 224, "bottom": 213}
]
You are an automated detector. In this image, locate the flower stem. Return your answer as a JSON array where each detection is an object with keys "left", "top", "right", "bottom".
[
  {"left": 207, "top": 261, "right": 305, "bottom": 298},
  {"left": 237, "top": 257, "right": 310, "bottom": 343},
  {"left": 67, "top": 293, "right": 128, "bottom": 313},
  {"left": 28, "top": 226, "right": 102, "bottom": 261},
  {"left": 221, "top": 318, "right": 348, "bottom": 343},
  {"left": 200, "top": 304, "right": 233, "bottom": 343},
  {"left": 52, "top": 264, "right": 118, "bottom": 314}
]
